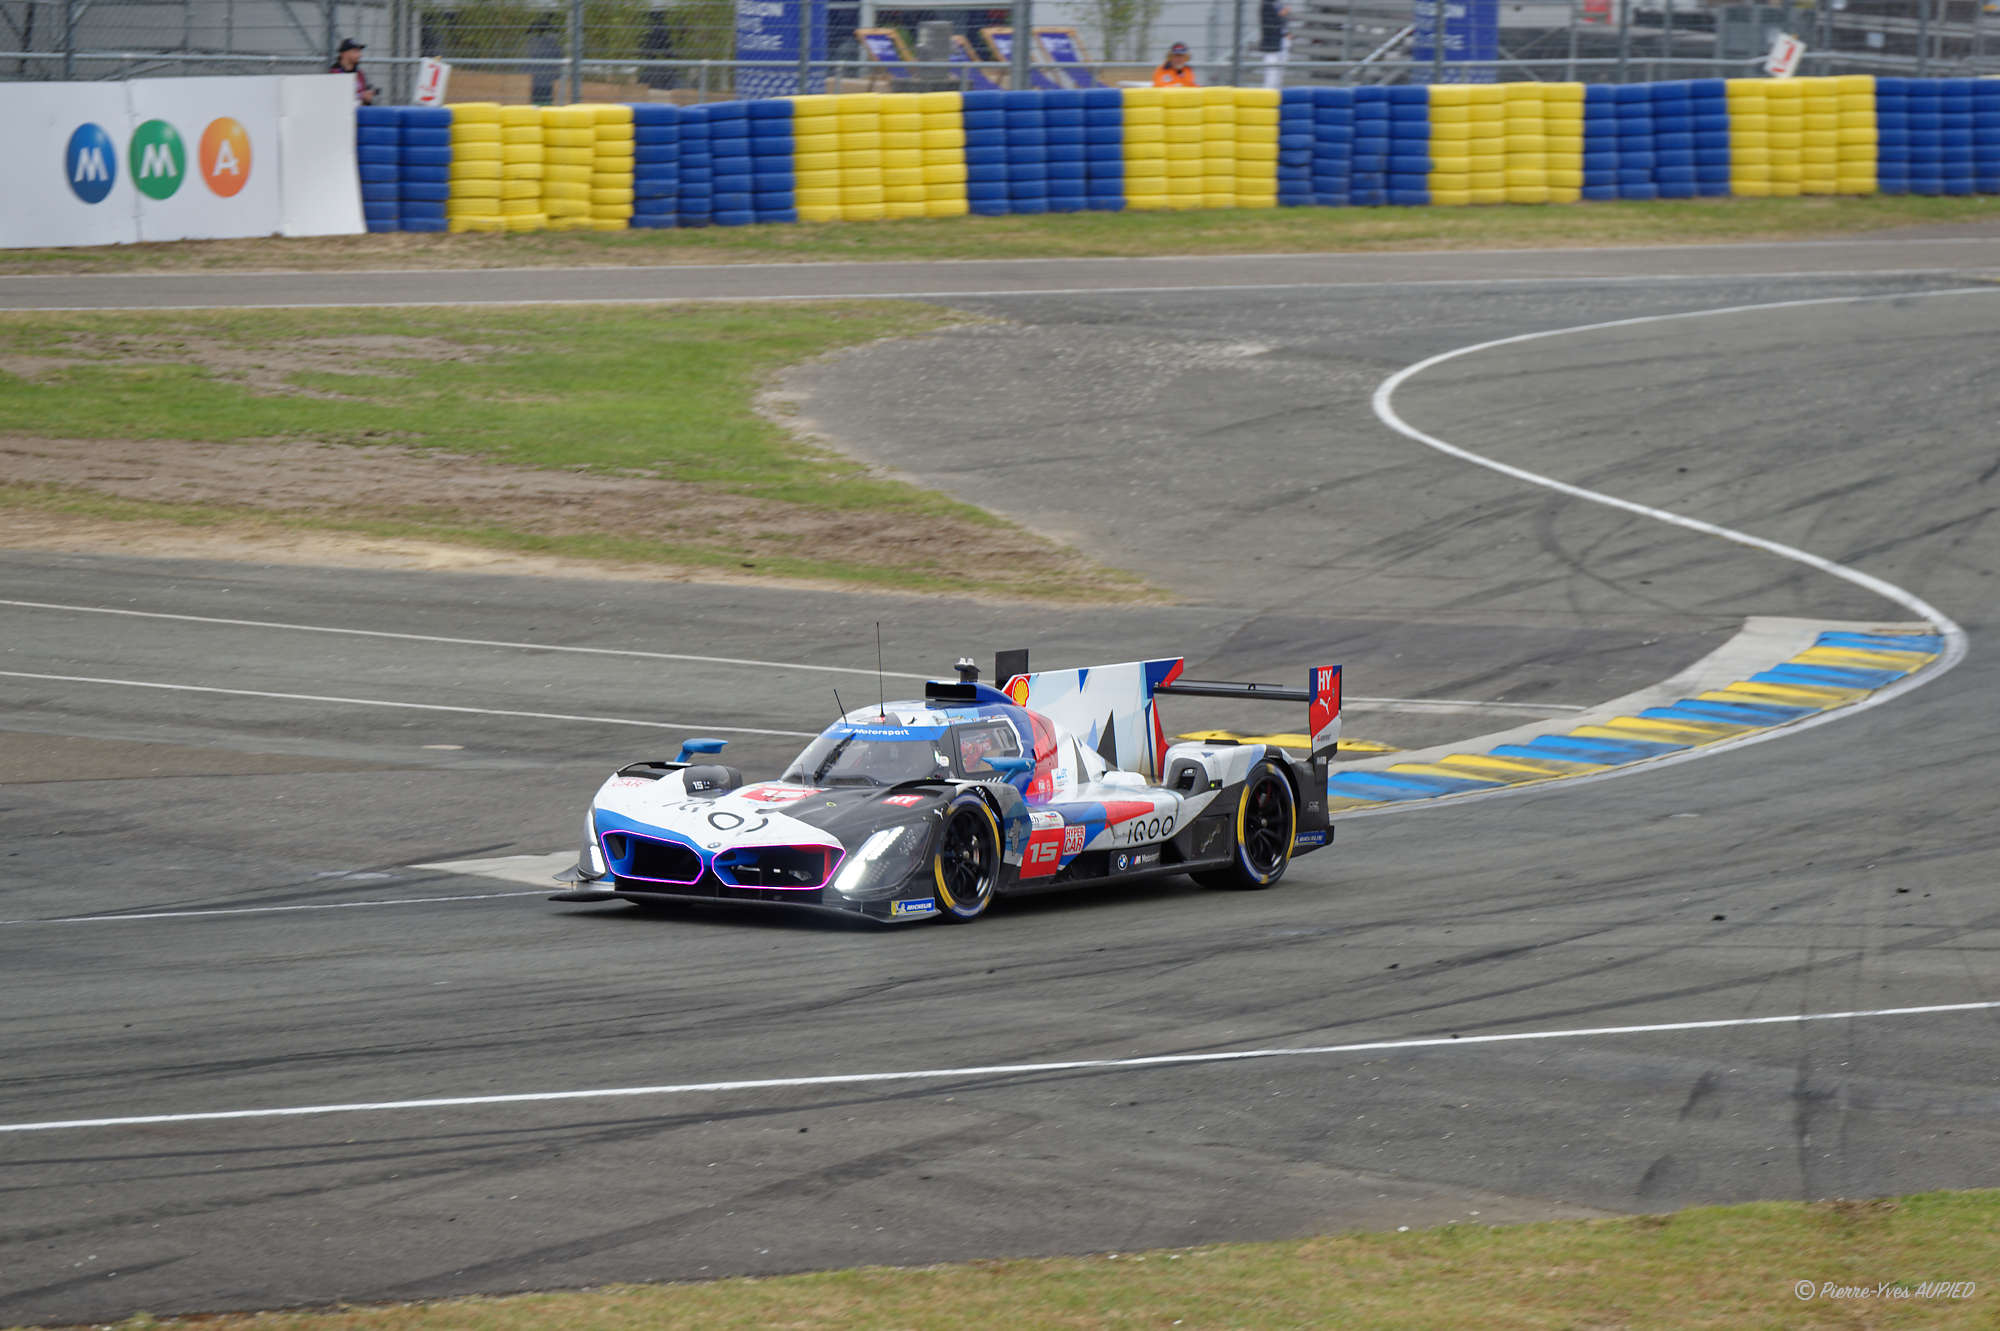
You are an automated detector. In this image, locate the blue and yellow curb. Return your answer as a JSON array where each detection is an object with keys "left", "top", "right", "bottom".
[{"left": 1326, "top": 620, "right": 1944, "bottom": 813}]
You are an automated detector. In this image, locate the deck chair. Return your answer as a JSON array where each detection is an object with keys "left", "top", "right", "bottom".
[
  {"left": 949, "top": 35, "right": 1008, "bottom": 93},
  {"left": 1034, "top": 27, "right": 1103, "bottom": 88},
  {"left": 978, "top": 27, "right": 1066, "bottom": 90},
  {"left": 854, "top": 28, "right": 916, "bottom": 85}
]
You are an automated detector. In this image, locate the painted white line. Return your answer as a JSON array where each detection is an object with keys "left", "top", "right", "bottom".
[
  {"left": 7, "top": 269, "right": 1991, "bottom": 312},
  {"left": 0, "top": 599, "right": 929, "bottom": 681},
  {"left": 1360, "top": 286, "right": 1984, "bottom": 815},
  {"left": 3, "top": 998, "right": 1993, "bottom": 1135},
  {"left": 412, "top": 852, "right": 577, "bottom": 887},
  {"left": 0, "top": 669, "right": 815, "bottom": 738},
  {"left": 0, "top": 889, "right": 548, "bottom": 927}
]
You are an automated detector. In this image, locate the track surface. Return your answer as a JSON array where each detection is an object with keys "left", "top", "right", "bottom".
[{"left": 3, "top": 248, "right": 1998, "bottom": 1322}]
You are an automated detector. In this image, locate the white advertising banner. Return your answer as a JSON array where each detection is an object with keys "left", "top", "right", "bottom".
[
  {"left": 0, "top": 75, "right": 364, "bottom": 250},
  {"left": 0, "top": 81, "right": 143, "bottom": 249},
  {"left": 125, "top": 76, "right": 283, "bottom": 242},
  {"left": 279, "top": 75, "right": 365, "bottom": 237}
]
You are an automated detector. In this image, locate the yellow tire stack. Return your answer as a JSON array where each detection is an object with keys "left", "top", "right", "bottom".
[
  {"left": 1198, "top": 86, "right": 1238, "bottom": 209},
  {"left": 916, "top": 90, "right": 968, "bottom": 218},
  {"left": 1726, "top": 79, "right": 1772, "bottom": 197},
  {"left": 1120, "top": 87, "right": 1169, "bottom": 211},
  {"left": 1766, "top": 77, "right": 1805, "bottom": 196},
  {"left": 1544, "top": 82, "right": 1584, "bottom": 203},
  {"left": 1427, "top": 85, "right": 1474, "bottom": 206},
  {"left": 836, "top": 92, "right": 886, "bottom": 221},
  {"left": 447, "top": 102, "right": 505, "bottom": 232},
  {"left": 1834, "top": 74, "right": 1878, "bottom": 196},
  {"left": 1466, "top": 84, "right": 1507, "bottom": 204},
  {"left": 591, "top": 103, "right": 635, "bottom": 231},
  {"left": 879, "top": 94, "right": 925, "bottom": 219},
  {"left": 1502, "top": 82, "right": 1548, "bottom": 204},
  {"left": 1235, "top": 88, "right": 1280, "bottom": 209},
  {"left": 541, "top": 105, "right": 597, "bottom": 231},
  {"left": 498, "top": 104, "right": 545, "bottom": 232},
  {"left": 1799, "top": 75, "right": 1840, "bottom": 194},
  {"left": 791, "top": 95, "right": 840, "bottom": 222},
  {"left": 1162, "top": 87, "right": 1204, "bottom": 209}
]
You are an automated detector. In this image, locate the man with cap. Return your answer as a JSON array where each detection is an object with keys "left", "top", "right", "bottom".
[
  {"left": 1152, "top": 41, "right": 1197, "bottom": 87},
  {"left": 332, "top": 38, "right": 377, "bottom": 105}
]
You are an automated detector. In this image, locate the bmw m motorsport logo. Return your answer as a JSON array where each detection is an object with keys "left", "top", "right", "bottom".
[
  {"left": 65, "top": 116, "right": 252, "bottom": 203},
  {"left": 64, "top": 123, "right": 117, "bottom": 203}
]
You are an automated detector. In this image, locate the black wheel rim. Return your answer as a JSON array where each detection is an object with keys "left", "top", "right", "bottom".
[
  {"left": 940, "top": 808, "right": 993, "bottom": 907},
  {"left": 1242, "top": 775, "right": 1291, "bottom": 876}
]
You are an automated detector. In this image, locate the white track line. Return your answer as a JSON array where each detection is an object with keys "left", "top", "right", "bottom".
[
  {"left": 0, "top": 599, "right": 930, "bottom": 681},
  {"left": 5, "top": 998, "right": 1994, "bottom": 1135},
  {"left": 1361, "top": 287, "right": 1984, "bottom": 814},
  {"left": 0, "top": 669, "right": 814, "bottom": 737},
  {"left": 0, "top": 889, "right": 548, "bottom": 927}
]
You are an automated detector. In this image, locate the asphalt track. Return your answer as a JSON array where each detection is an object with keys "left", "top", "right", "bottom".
[{"left": 2, "top": 244, "right": 1998, "bottom": 1323}]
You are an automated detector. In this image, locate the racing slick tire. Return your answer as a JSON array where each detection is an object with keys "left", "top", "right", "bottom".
[
  {"left": 933, "top": 793, "right": 1002, "bottom": 922},
  {"left": 1194, "top": 761, "right": 1296, "bottom": 891}
]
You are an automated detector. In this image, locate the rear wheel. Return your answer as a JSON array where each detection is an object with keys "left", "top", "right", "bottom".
[
  {"left": 1194, "top": 762, "right": 1295, "bottom": 891},
  {"left": 933, "top": 795, "right": 1001, "bottom": 922}
]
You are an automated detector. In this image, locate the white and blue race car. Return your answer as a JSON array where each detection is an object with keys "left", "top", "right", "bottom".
[{"left": 553, "top": 652, "right": 1342, "bottom": 923}]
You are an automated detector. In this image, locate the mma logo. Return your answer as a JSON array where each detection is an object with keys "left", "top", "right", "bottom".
[{"left": 64, "top": 123, "right": 117, "bottom": 203}]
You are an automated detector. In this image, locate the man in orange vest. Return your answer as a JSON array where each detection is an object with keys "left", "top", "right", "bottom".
[{"left": 1153, "top": 42, "right": 1197, "bottom": 87}]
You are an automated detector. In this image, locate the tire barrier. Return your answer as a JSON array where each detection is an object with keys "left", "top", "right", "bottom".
[{"left": 371, "top": 75, "right": 2000, "bottom": 235}]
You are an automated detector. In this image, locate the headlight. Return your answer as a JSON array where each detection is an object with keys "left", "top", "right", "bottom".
[{"left": 831, "top": 823, "right": 931, "bottom": 897}]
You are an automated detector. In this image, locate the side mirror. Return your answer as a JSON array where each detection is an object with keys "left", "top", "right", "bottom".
[
  {"left": 984, "top": 754, "right": 1033, "bottom": 776},
  {"left": 675, "top": 737, "right": 729, "bottom": 763}
]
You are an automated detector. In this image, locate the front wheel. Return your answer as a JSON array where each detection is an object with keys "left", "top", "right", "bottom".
[
  {"left": 933, "top": 795, "right": 1001, "bottom": 922},
  {"left": 1194, "top": 762, "right": 1295, "bottom": 891}
]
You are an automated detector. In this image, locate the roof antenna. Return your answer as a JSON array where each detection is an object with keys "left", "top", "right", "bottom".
[
  {"left": 833, "top": 686, "right": 848, "bottom": 727},
  {"left": 875, "top": 621, "right": 887, "bottom": 721}
]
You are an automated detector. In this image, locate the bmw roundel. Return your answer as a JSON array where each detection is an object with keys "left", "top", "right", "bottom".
[{"left": 65, "top": 122, "right": 117, "bottom": 203}]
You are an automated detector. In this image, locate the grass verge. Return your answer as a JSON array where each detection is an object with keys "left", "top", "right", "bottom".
[
  {"left": 0, "top": 304, "right": 1147, "bottom": 600},
  {"left": 47, "top": 1190, "right": 1999, "bottom": 1331},
  {"left": 3, "top": 195, "right": 1993, "bottom": 274}
]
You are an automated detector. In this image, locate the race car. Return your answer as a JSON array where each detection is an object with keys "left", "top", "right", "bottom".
[{"left": 551, "top": 651, "right": 1342, "bottom": 923}]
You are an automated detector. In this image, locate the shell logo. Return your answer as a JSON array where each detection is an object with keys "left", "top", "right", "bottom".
[
  {"left": 197, "top": 117, "right": 252, "bottom": 197},
  {"left": 1007, "top": 677, "right": 1031, "bottom": 705}
]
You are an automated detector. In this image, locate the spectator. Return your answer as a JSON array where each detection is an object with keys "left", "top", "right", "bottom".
[
  {"left": 1153, "top": 41, "right": 1197, "bottom": 88},
  {"left": 331, "top": 38, "right": 377, "bottom": 105},
  {"left": 527, "top": 20, "right": 563, "bottom": 105},
  {"left": 1259, "top": 1, "right": 1290, "bottom": 89}
]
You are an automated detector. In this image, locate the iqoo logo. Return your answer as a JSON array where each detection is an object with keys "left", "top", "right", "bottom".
[{"left": 66, "top": 116, "right": 252, "bottom": 203}]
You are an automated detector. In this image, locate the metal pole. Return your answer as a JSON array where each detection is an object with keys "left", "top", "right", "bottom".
[
  {"left": 1010, "top": 0, "right": 1031, "bottom": 89},
  {"left": 324, "top": 0, "right": 335, "bottom": 62},
  {"left": 567, "top": 0, "right": 582, "bottom": 103},
  {"left": 1918, "top": 0, "right": 1929, "bottom": 77},
  {"left": 1566, "top": 0, "right": 1578, "bottom": 81},
  {"left": 1433, "top": 0, "right": 1445, "bottom": 82},
  {"left": 1616, "top": 0, "right": 1629, "bottom": 81},
  {"left": 797, "top": 0, "right": 812, "bottom": 92},
  {"left": 61, "top": 0, "right": 74, "bottom": 78},
  {"left": 1231, "top": 0, "right": 1244, "bottom": 85},
  {"left": 1661, "top": 0, "right": 1672, "bottom": 72},
  {"left": 1341, "top": 0, "right": 1352, "bottom": 69}
]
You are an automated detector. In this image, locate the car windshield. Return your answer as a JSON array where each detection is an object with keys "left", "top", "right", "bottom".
[{"left": 782, "top": 726, "right": 953, "bottom": 787}]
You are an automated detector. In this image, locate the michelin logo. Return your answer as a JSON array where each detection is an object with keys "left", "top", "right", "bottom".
[
  {"left": 1294, "top": 829, "right": 1328, "bottom": 847},
  {"left": 890, "top": 898, "right": 937, "bottom": 918}
]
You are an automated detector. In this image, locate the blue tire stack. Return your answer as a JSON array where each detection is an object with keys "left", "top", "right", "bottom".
[
  {"left": 1875, "top": 77, "right": 1910, "bottom": 196},
  {"left": 678, "top": 105, "right": 713, "bottom": 227},
  {"left": 1614, "top": 83, "right": 1656, "bottom": 200},
  {"left": 964, "top": 90, "right": 1009, "bottom": 217},
  {"left": 398, "top": 106, "right": 451, "bottom": 233},
  {"left": 1687, "top": 78, "right": 1731, "bottom": 197},
  {"left": 1651, "top": 80, "right": 1696, "bottom": 199},
  {"left": 1386, "top": 85, "right": 1430, "bottom": 206},
  {"left": 631, "top": 104, "right": 678, "bottom": 229},
  {"left": 1311, "top": 87, "right": 1353, "bottom": 206},
  {"left": 1581, "top": 83, "right": 1617, "bottom": 201},
  {"left": 1940, "top": 78, "right": 1975, "bottom": 197},
  {"left": 748, "top": 99, "right": 797, "bottom": 223},
  {"left": 709, "top": 101, "right": 753, "bottom": 226},
  {"left": 1907, "top": 79, "right": 1942, "bottom": 196},
  {"left": 1350, "top": 86, "right": 1389, "bottom": 206},
  {"left": 355, "top": 106, "right": 401, "bottom": 232},
  {"left": 1974, "top": 79, "right": 2000, "bottom": 196},
  {"left": 1004, "top": 90, "right": 1049, "bottom": 216},
  {"left": 1277, "top": 88, "right": 1313, "bottom": 206},
  {"left": 1042, "top": 89, "right": 1086, "bottom": 213},
  {"left": 1082, "top": 88, "right": 1124, "bottom": 212}
]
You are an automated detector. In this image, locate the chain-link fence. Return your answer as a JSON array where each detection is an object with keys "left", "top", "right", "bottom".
[{"left": 4, "top": 0, "right": 1996, "bottom": 96}]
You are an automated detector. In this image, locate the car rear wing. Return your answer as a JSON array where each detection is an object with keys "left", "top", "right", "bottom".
[{"left": 993, "top": 650, "right": 1341, "bottom": 775}]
